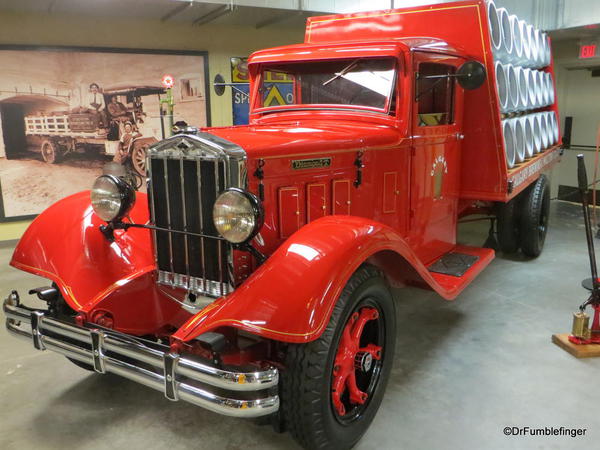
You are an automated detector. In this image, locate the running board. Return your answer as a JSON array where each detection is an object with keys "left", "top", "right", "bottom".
[{"left": 427, "top": 245, "right": 495, "bottom": 298}]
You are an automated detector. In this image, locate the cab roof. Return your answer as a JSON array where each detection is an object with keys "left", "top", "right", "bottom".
[{"left": 248, "top": 38, "right": 463, "bottom": 65}]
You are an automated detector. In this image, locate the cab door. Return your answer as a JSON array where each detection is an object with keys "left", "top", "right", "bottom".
[{"left": 410, "top": 52, "right": 465, "bottom": 264}]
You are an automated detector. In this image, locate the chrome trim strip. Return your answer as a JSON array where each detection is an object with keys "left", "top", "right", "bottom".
[
  {"left": 215, "top": 160, "right": 224, "bottom": 296},
  {"left": 180, "top": 157, "right": 190, "bottom": 279},
  {"left": 148, "top": 132, "right": 246, "bottom": 160},
  {"left": 218, "top": 240, "right": 224, "bottom": 296},
  {"left": 163, "top": 158, "right": 175, "bottom": 274},
  {"left": 90, "top": 329, "right": 106, "bottom": 373},
  {"left": 30, "top": 311, "right": 45, "bottom": 350},
  {"left": 3, "top": 294, "right": 278, "bottom": 418},
  {"left": 147, "top": 156, "right": 159, "bottom": 268},
  {"left": 42, "top": 319, "right": 89, "bottom": 341},
  {"left": 163, "top": 352, "right": 179, "bottom": 401},
  {"left": 197, "top": 159, "right": 207, "bottom": 291}
]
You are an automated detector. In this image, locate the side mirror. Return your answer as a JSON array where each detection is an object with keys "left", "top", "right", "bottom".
[
  {"left": 457, "top": 61, "right": 486, "bottom": 90},
  {"left": 214, "top": 74, "right": 226, "bottom": 96},
  {"left": 213, "top": 74, "right": 250, "bottom": 100}
]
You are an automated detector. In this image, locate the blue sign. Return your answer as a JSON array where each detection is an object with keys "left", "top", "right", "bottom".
[{"left": 232, "top": 84, "right": 249, "bottom": 125}]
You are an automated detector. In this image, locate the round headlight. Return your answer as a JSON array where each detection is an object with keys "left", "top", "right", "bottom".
[
  {"left": 213, "top": 188, "right": 263, "bottom": 244},
  {"left": 91, "top": 175, "right": 135, "bottom": 222}
]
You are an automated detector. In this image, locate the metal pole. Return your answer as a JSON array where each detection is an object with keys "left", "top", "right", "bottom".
[{"left": 167, "top": 87, "right": 174, "bottom": 135}]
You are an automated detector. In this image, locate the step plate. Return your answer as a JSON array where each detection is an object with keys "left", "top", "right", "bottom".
[{"left": 428, "top": 252, "right": 480, "bottom": 277}]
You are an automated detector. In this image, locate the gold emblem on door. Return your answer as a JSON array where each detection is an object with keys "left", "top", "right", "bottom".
[
  {"left": 431, "top": 155, "right": 448, "bottom": 199},
  {"left": 291, "top": 158, "right": 331, "bottom": 170}
]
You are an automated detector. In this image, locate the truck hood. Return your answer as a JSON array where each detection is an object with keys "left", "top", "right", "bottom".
[{"left": 203, "top": 120, "right": 404, "bottom": 158}]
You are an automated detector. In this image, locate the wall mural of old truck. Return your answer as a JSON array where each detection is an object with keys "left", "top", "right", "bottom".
[{"left": 24, "top": 85, "right": 166, "bottom": 178}]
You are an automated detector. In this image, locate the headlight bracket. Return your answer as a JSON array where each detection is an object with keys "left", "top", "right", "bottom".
[{"left": 235, "top": 242, "right": 267, "bottom": 265}]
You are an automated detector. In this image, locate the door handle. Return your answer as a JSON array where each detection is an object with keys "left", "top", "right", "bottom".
[{"left": 455, "top": 132, "right": 465, "bottom": 140}]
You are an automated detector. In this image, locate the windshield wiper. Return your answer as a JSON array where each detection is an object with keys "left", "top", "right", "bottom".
[{"left": 322, "top": 59, "right": 360, "bottom": 86}]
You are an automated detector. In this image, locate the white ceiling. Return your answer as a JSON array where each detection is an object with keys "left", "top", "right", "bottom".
[
  {"left": 0, "top": 0, "right": 325, "bottom": 28},
  {"left": 3, "top": 0, "right": 600, "bottom": 32}
]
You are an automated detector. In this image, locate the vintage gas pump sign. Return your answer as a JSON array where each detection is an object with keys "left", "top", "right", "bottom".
[{"left": 230, "top": 57, "right": 294, "bottom": 125}]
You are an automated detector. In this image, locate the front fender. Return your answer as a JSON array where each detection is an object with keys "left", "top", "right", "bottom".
[
  {"left": 173, "top": 216, "right": 455, "bottom": 344},
  {"left": 10, "top": 191, "right": 187, "bottom": 334}
]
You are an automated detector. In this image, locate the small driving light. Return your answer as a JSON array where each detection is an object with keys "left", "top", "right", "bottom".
[
  {"left": 90, "top": 175, "right": 135, "bottom": 222},
  {"left": 213, "top": 188, "right": 263, "bottom": 244}
]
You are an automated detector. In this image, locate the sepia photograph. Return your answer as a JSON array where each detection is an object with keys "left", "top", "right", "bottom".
[{"left": 0, "top": 46, "right": 208, "bottom": 220}]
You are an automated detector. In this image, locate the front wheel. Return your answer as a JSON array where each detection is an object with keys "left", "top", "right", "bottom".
[
  {"left": 131, "top": 143, "right": 148, "bottom": 176},
  {"left": 280, "top": 265, "right": 396, "bottom": 450},
  {"left": 40, "top": 139, "right": 62, "bottom": 164}
]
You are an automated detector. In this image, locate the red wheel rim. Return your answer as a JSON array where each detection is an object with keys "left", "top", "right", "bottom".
[{"left": 331, "top": 300, "right": 384, "bottom": 424}]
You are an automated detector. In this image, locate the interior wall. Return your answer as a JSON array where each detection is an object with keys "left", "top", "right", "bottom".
[
  {"left": 0, "top": 10, "right": 304, "bottom": 240},
  {"left": 552, "top": 67, "right": 600, "bottom": 196},
  {"left": 552, "top": 38, "right": 600, "bottom": 195},
  {"left": 559, "top": 69, "right": 600, "bottom": 147}
]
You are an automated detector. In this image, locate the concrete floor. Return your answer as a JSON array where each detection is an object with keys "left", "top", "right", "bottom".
[{"left": 1, "top": 201, "right": 599, "bottom": 450}]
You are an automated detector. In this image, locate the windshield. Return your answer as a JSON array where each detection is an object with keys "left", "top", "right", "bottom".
[{"left": 255, "top": 58, "right": 396, "bottom": 113}]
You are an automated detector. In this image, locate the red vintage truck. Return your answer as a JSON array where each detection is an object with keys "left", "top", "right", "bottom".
[{"left": 3, "top": 1, "right": 561, "bottom": 449}]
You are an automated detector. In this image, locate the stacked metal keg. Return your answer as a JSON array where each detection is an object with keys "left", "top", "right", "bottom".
[{"left": 488, "top": 0, "right": 560, "bottom": 169}]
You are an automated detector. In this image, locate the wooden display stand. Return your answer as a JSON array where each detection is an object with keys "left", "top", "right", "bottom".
[{"left": 552, "top": 333, "right": 600, "bottom": 358}]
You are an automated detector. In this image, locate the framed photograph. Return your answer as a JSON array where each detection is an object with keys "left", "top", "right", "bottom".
[{"left": 0, "top": 45, "right": 210, "bottom": 222}]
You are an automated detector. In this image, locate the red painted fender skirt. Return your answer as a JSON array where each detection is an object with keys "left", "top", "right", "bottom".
[
  {"left": 173, "top": 215, "right": 470, "bottom": 344},
  {"left": 10, "top": 191, "right": 189, "bottom": 335}
]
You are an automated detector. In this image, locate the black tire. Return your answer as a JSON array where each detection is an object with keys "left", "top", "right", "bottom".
[
  {"left": 519, "top": 175, "right": 550, "bottom": 257},
  {"left": 280, "top": 265, "right": 396, "bottom": 450},
  {"left": 45, "top": 287, "right": 94, "bottom": 371},
  {"left": 496, "top": 197, "right": 521, "bottom": 254}
]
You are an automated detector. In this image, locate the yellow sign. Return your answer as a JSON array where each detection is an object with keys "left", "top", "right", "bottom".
[
  {"left": 263, "top": 86, "right": 287, "bottom": 107},
  {"left": 231, "top": 57, "right": 248, "bottom": 83},
  {"left": 264, "top": 71, "right": 293, "bottom": 83}
]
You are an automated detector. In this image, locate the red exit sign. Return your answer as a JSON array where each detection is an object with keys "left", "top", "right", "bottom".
[{"left": 580, "top": 44, "right": 597, "bottom": 58}]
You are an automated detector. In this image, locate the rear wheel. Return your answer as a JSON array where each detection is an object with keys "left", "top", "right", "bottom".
[
  {"left": 280, "top": 265, "right": 396, "bottom": 450},
  {"left": 519, "top": 175, "right": 550, "bottom": 257}
]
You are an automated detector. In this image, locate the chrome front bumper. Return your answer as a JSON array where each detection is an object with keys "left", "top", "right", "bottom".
[{"left": 3, "top": 291, "right": 279, "bottom": 418}]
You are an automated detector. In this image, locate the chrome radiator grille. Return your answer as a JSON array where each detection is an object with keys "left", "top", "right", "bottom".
[{"left": 147, "top": 133, "right": 246, "bottom": 298}]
